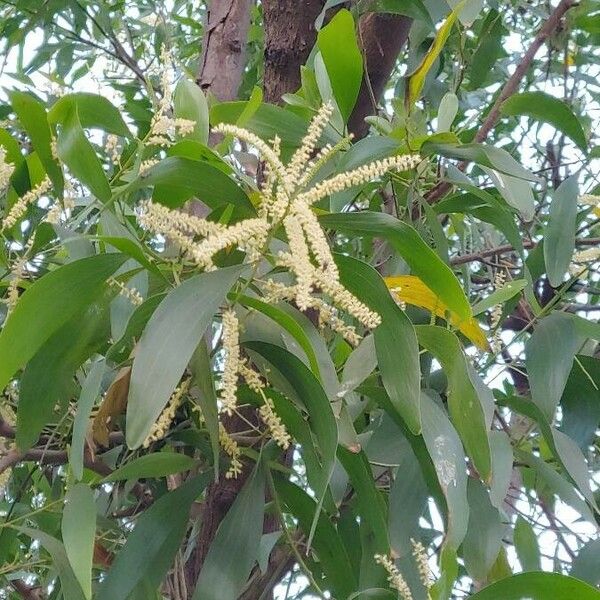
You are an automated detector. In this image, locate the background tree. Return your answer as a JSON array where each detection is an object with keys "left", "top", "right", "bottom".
[{"left": 0, "top": 1, "right": 599, "bottom": 599}]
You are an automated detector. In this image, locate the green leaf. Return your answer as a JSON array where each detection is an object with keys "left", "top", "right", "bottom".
[
  {"left": 174, "top": 78, "right": 209, "bottom": 144},
  {"left": 127, "top": 156, "right": 253, "bottom": 213},
  {"left": 190, "top": 338, "right": 220, "bottom": 478},
  {"left": 526, "top": 313, "right": 581, "bottom": 421},
  {"left": 320, "top": 211, "right": 471, "bottom": 320},
  {"left": 420, "top": 391, "right": 469, "bottom": 550},
  {"left": 317, "top": 9, "right": 363, "bottom": 122},
  {"left": 236, "top": 294, "right": 321, "bottom": 379},
  {"left": 472, "top": 279, "right": 527, "bottom": 315},
  {"left": 62, "top": 484, "right": 96, "bottom": 600},
  {"left": 244, "top": 341, "right": 337, "bottom": 509},
  {"left": 501, "top": 92, "right": 587, "bottom": 152},
  {"left": 514, "top": 516, "right": 541, "bottom": 572},
  {"left": 437, "top": 92, "right": 459, "bottom": 132},
  {"left": 544, "top": 174, "right": 578, "bottom": 287},
  {"left": 57, "top": 104, "right": 111, "bottom": 202},
  {"left": 192, "top": 467, "right": 265, "bottom": 600},
  {"left": 488, "top": 430, "right": 513, "bottom": 510},
  {"left": 102, "top": 453, "right": 196, "bottom": 482},
  {"left": 336, "top": 254, "right": 421, "bottom": 433},
  {"left": 421, "top": 141, "right": 538, "bottom": 182},
  {"left": 462, "top": 479, "right": 505, "bottom": 582},
  {"left": 49, "top": 93, "right": 131, "bottom": 138},
  {"left": 274, "top": 476, "right": 357, "bottom": 598},
  {"left": 0, "top": 253, "right": 127, "bottom": 395},
  {"left": 571, "top": 538, "right": 600, "bottom": 588},
  {"left": 126, "top": 265, "right": 244, "bottom": 448},
  {"left": 469, "top": 572, "right": 600, "bottom": 600},
  {"left": 210, "top": 101, "right": 312, "bottom": 147},
  {"left": 368, "top": 0, "right": 433, "bottom": 28},
  {"left": 18, "top": 303, "right": 109, "bottom": 450},
  {"left": 71, "top": 359, "right": 105, "bottom": 480},
  {"left": 10, "top": 90, "right": 63, "bottom": 194},
  {"left": 338, "top": 446, "right": 389, "bottom": 590},
  {"left": 416, "top": 326, "right": 492, "bottom": 480},
  {"left": 19, "top": 528, "right": 86, "bottom": 600},
  {"left": 97, "top": 473, "right": 210, "bottom": 600},
  {"left": 483, "top": 167, "right": 535, "bottom": 221}
]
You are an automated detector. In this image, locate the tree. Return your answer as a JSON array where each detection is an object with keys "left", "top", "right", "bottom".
[{"left": 0, "top": 0, "right": 599, "bottom": 598}]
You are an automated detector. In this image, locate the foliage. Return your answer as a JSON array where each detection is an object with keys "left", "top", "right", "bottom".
[{"left": 0, "top": 1, "right": 599, "bottom": 599}]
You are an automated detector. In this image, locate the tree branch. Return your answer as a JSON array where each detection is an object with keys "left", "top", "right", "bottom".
[{"left": 425, "top": 0, "right": 577, "bottom": 205}]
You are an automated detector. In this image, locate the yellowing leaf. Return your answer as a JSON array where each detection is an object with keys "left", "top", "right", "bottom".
[
  {"left": 406, "top": 1, "right": 465, "bottom": 109},
  {"left": 93, "top": 366, "right": 130, "bottom": 446},
  {"left": 385, "top": 275, "right": 490, "bottom": 351}
]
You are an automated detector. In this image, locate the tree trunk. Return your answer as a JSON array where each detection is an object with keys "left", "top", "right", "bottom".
[
  {"left": 348, "top": 12, "right": 412, "bottom": 138},
  {"left": 262, "top": 0, "right": 326, "bottom": 104},
  {"left": 197, "top": 0, "right": 254, "bottom": 101}
]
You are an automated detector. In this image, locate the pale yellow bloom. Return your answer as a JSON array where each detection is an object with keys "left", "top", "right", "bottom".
[
  {"left": 0, "top": 148, "right": 15, "bottom": 191},
  {"left": 109, "top": 277, "right": 144, "bottom": 306},
  {"left": 219, "top": 422, "right": 243, "bottom": 479},
  {"left": 259, "top": 394, "right": 291, "bottom": 450},
  {"left": 2, "top": 177, "right": 52, "bottom": 231},
  {"left": 220, "top": 309, "right": 240, "bottom": 416},
  {"left": 142, "top": 380, "right": 190, "bottom": 447},
  {"left": 374, "top": 554, "right": 414, "bottom": 600},
  {"left": 410, "top": 538, "right": 432, "bottom": 590}
]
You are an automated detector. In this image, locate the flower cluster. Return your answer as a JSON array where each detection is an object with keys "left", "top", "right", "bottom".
[
  {"left": 0, "top": 148, "right": 14, "bottom": 191},
  {"left": 410, "top": 538, "right": 433, "bottom": 590},
  {"left": 220, "top": 309, "right": 240, "bottom": 416},
  {"left": 259, "top": 394, "right": 291, "bottom": 450},
  {"left": 374, "top": 554, "right": 413, "bottom": 600},
  {"left": 1, "top": 177, "right": 52, "bottom": 231},
  {"left": 142, "top": 380, "right": 189, "bottom": 447},
  {"left": 219, "top": 422, "right": 243, "bottom": 479},
  {"left": 108, "top": 277, "right": 144, "bottom": 306},
  {"left": 489, "top": 270, "right": 506, "bottom": 353}
]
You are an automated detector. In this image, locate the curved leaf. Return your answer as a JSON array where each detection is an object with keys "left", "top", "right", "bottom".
[
  {"left": 126, "top": 265, "right": 244, "bottom": 448},
  {"left": 501, "top": 92, "right": 587, "bottom": 152},
  {"left": 102, "top": 453, "right": 196, "bottom": 482},
  {"left": 97, "top": 473, "right": 210, "bottom": 600},
  {"left": 469, "top": 572, "right": 600, "bottom": 600},
  {"left": 320, "top": 211, "right": 471, "bottom": 320},
  {"left": 0, "top": 253, "right": 126, "bottom": 394}
]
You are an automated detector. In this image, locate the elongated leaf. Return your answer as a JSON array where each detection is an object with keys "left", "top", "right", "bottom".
[
  {"left": 174, "top": 78, "right": 209, "bottom": 144},
  {"left": 406, "top": 3, "right": 461, "bottom": 108},
  {"left": 18, "top": 303, "right": 109, "bottom": 449},
  {"left": 483, "top": 167, "right": 535, "bottom": 221},
  {"left": 244, "top": 342, "right": 337, "bottom": 507},
  {"left": 514, "top": 516, "right": 541, "bottom": 572},
  {"left": 190, "top": 338, "right": 220, "bottom": 478},
  {"left": 416, "top": 326, "right": 492, "bottom": 480},
  {"left": 336, "top": 255, "right": 421, "bottom": 433},
  {"left": 469, "top": 572, "right": 600, "bottom": 600},
  {"left": 421, "top": 140, "right": 538, "bottom": 182},
  {"left": 275, "top": 476, "right": 357, "bottom": 598},
  {"left": 321, "top": 211, "right": 471, "bottom": 320},
  {"left": 98, "top": 473, "right": 210, "bottom": 600},
  {"left": 102, "top": 453, "right": 196, "bottom": 482},
  {"left": 0, "top": 253, "right": 126, "bottom": 394},
  {"left": 338, "top": 447, "right": 389, "bottom": 590},
  {"left": 128, "top": 156, "right": 253, "bottom": 213},
  {"left": 501, "top": 92, "right": 587, "bottom": 152},
  {"left": 236, "top": 294, "right": 321, "bottom": 378},
  {"left": 420, "top": 391, "right": 468, "bottom": 549},
  {"left": 526, "top": 313, "right": 581, "bottom": 421},
  {"left": 571, "top": 539, "right": 600, "bottom": 588},
  {"left": 488, "top": 430, "right": 513, "bottom": 510},
  {"left": 369, "top": 0, "right": 433, "bottom": 28},
  {"left": 386, "top": 275, "right": 489, "bottom": 350},
  {"left": 71, "top": 359, "right": 105, "bottom": 480},
  {"left": 126, "top": 265, "right": 243, "bottom": 448},
  {"left": 192, "top": 467, "right": 265, "bottom": 600},
  {"left": 49, "top": 93, "right": 131, "bottom": 138},
  {"left": 62, "top": 484, "right": 96, "bottom": 600},
  {"left": 57, "top": 105, "right": 111, "bottom": 202},
  {"left": 462, "top": 479, "right": 505, "bottom": 582},
  {"left": 544, "top": 174, "right": 578, "bottom": 287},
  {"left": 317, "top": 9, "right": 363, "bottom": 122},
  {"left": 10, "top": 90, "right": 63, "bottom": 194},
  {"left": 19, "top": 528, "right": 86, "bottom": 600},
  {"left": 472, "top": 279, "right": 527, "bottom": 315}
]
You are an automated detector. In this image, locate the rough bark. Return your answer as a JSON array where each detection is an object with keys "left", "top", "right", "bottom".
[
  {"left": 197, "top": 0, "right": 254, "bottom": 101},
  {"left": 349, "top": 12, "right": 412, "bottom": 138},
  {"left": 262, "top": 0, "right": 326, "bottom": 104}
]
